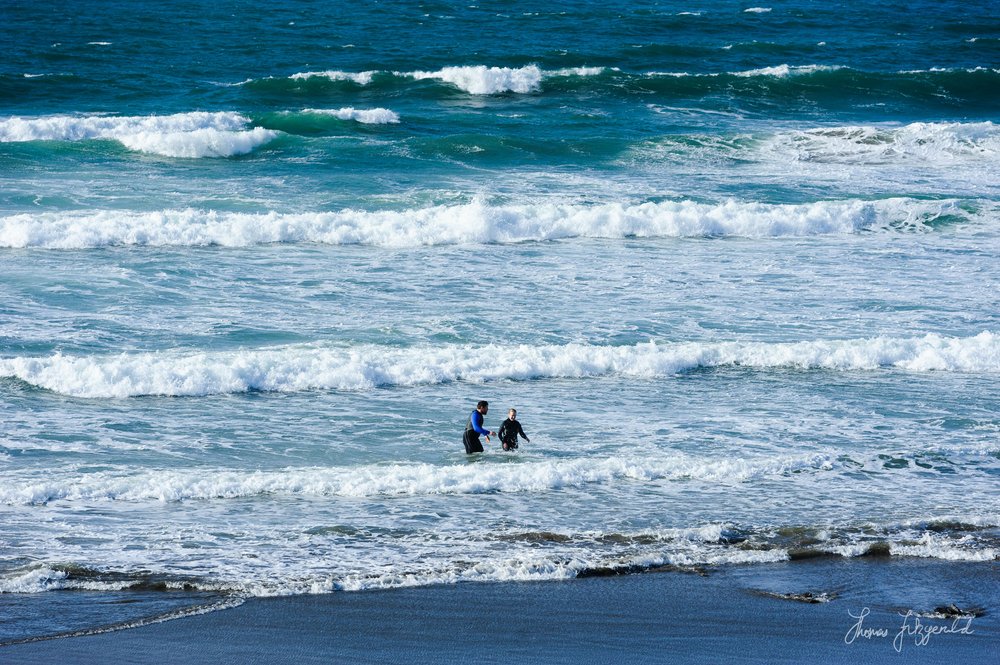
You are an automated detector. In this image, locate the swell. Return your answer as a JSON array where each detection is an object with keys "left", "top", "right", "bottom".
[
  {"left": 0, "top": 109, "right": 409, "bottom": 164},
  {"left": 232, "top": 64, "right": 1000, "bottom": 111},
  {"left": 634, "top": 66, "right": 1000, "bottom": 114},
  {"left": 0, "top": 333, "right": 996, "bottom": 398},
  {"left": 6, "top": 110, "right": 999, "bottom": 177},
  {"left": 0, "top": 112, "right": 279, "bottom": 158},
  {"left": 240, "top": 65, "right": 609, "bottom": 96}
]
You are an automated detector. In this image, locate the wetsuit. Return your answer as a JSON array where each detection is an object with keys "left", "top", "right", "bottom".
[
  {"left": 497, "top": 418, "right": 528, "bottom": 451},
  {"left": 463, "top": 410, "right": 489, "bottom": 454}
]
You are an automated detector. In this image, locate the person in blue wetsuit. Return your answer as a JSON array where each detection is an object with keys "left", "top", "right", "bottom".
[{"left": 463, "top": 400, "right": 496, "bottom": 454}]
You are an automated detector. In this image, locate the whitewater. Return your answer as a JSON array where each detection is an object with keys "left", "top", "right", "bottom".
[{"left": 2, "top": 333, "right": 997, "bottom": 398}]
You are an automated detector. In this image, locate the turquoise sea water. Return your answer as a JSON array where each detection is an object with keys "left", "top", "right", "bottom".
[{"left": 2, "top": 0, "right": 999, "bottom": 642}]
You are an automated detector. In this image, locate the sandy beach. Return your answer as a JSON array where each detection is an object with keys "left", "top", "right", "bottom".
[{"left": 3, "top": 558, "right": 996, "bottom": 664}]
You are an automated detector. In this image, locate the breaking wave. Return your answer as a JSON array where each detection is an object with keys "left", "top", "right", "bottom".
[
  {"left": 2, "top": 519, "right": 995, "bottom": 598},
  {"left": 0, "top": 112, "right": 279, "bottom": 158},
  {"left": 267, "top": 64, "right": 607, "bottom": 94},
  {"left": 298, "top": 107, "right": 400, "bottom": 124},
  {"left": 404, "top": 65, "right": 605, "bottom": 94},
  {"left": 0, "top": 452, "right": 836, "bottom": 505},
  {"left": 0, "top": 198, "right": 979, "bottom": 250},
  {"left": 756, "top": 121, "right": 1000, "bottom": 165},
  {"left": 1, "top": 333, "right": 995, "bottom": 398},
  {"left": 288, "top": 69, "right": 378, "bottom": 85}
]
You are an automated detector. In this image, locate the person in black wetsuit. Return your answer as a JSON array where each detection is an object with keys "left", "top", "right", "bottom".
[
  {"left": 463, "top": 400, "right": 496, "bottom": 454},
  {"left": 497, "top": 408, "right": 529, "bottom": 451}
]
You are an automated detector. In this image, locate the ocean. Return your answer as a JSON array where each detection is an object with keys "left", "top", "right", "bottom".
[{"left": 1, "top": 0, "right": 999, "bottom": 644}]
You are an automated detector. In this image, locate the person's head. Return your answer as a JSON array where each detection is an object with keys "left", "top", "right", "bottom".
[
  {"left": 508, "top": 408, "right": 517, "bottom": 420},
  {"left": 476, "top": 400, "right": 489, "bottom": 414}
]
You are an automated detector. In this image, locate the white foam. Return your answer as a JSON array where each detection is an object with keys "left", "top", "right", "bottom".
[
  {"left": 1, "top": 333, "right": 995, "bottom": 399},
  {"left": 0, "top": 566, "right": 69, "bottom": 593},
  {"left": 0, "top": 112, "right": 279, "bottom": 157},
  {"left": 901, "top": 515, "right": 1000, "bottom": 530},
  {"left": 0, "top": 112, "right": 244, "bottom": 141},
  {"left": 647, "top": 64, "right": 842, "bottom": 78},
  {"left": 288, "top": 70, "right": 377, "bottom": 85},
  {"left": 758, "top": 121, "right": 1000, "bottom": 165},
  {"left": 279, "top": 547, "right": 789, "bottom": 594},
  {"left": 117, "top": 126, "right": 277, "bottom": 158},
  {"left": 734, "top": 64, "right": 842, "bottom": 77},
  {"left": 890, "top": 533, "right": 998, "bottom": 562},
  {"left": 301, "top": 107, "right": 400, "bottom": 124},
  {"left": 901, "top": 66, "right": 1000, "bottom": 74},
  {"left": 549, "top": 66, "right": 608, "bottom": 78},
  {"left": 6, "top": 517, "right": 994, "bottom": 597},
  {"left": 403, "top": 65, "right": 605, "bottom": 94},
  {"left": 0, "top": 565, "right": 141, "bottom": 593},
  {"left": 0, "top": 453, "right": 837, "bottom": 504},
  {"left": 0, "top": 197, "right": 971, "bottom": 249},
  {"left": 282, "top": 65, "right": 601, "bottom": 94},
  {"left": 406, "top": 64, "right": 545, "bottom": 94},
  {"left": 743, "top": 7, "right": 772, "bottom": 13}
]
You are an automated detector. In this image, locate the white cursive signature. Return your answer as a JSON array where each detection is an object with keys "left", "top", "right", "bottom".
[
  {"left": 893, "top": 610, "right": 975, "bottom": 653},
  {"left": 844, "top": 607, "right": 889, "bottom": 644},
  {"left": 846, "top": 607, "right": 976, "bottom": 651}
]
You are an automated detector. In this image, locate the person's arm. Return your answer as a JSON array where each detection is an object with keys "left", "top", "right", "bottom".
[
  {"left": 517, "top": 422, "right": 529, "bottom": 442},
  {"left": 471, "top": 411, "right": 492, "bottom": 437}
]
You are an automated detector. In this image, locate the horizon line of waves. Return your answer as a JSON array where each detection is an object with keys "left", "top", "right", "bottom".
[
  {"left": 12, "top": 64, "right": 999, "bottom": 106},
  {"left": 645, "top": 64, "right": 1000, "bottom": 79},
  {"left": 237, "top": 64, "right": 1000, "bottom": 100},
  {"left": 0, "top": 332, "right": 996, "bottom": 398},
  {"left": 250, "top": 64, "right": 610, "bottom": 95},
  {"left": 635, "top": 65, "right": 1000, "bottom": 109},
  {"left": 0, "top": 198, "right": 983, "bottom": 250}
]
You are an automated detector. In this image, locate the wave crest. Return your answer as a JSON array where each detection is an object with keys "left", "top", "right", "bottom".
[
  {"left": 0, "top": 198, "right": 974, "bottom": 250},
  {"left": 277, "top": 64, "right": 606, "bottom": 95},
  {"left": 0, "top": 453, "right": 836, "bottom": 505},
  {"left": 758, "top": 122, "right": 1000, "bottom": 165},
  {"left": 300, "top": 107, "right": 400, "bottom": 124},
  {"left": 288, "top": 69, "right": 378, "bottom": 85},
  {"left": 407, "top": 64, "right": 544, "bottom": 94},
  {"left": 1, "top": 333, "right": 995, "bottom": 398},
  {"left": 0, "top": 112, "right": 278, "bottom": 157}
]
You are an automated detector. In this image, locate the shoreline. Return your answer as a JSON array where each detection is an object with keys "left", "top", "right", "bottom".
[{"left": 3, "top": 557, "right": 997, "bottom": 664}]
